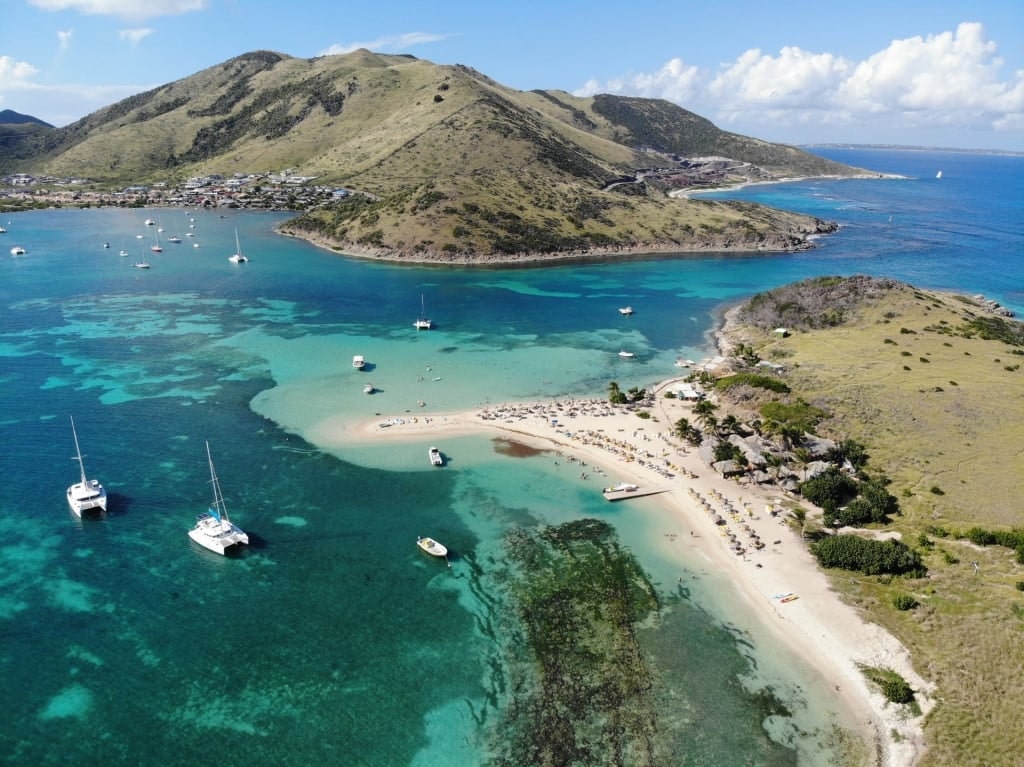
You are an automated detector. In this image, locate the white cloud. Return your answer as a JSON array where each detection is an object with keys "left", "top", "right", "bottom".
[
  {"left": 28, "top": 0, "right": 205, "bottom": 21},
  {"left": 319, "top": 32, "right": 450, "bottom": 57},
  {"left": 575, "top": 22, "right": 1024, "bottom": 148},
  {"left": 0, "top": 56, "right": 40, "bottom": 84},
  {"left": 119, "top": 27, "right": 153, "bottom": 46},
  {"left": 0, "top": 65, "right": 147, "bottom": 126},
  {"left": 57, "top": 29, "right": 73, "bottom": 51}
]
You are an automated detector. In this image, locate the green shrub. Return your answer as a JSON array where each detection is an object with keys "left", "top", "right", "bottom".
[
  {"left": 1015, "top": 582, "right": 1024, "bottom": 592},
  {"left": 811, "top": 535, "right": 926, "bottom": 576},
  {"left": 801, "top": 467, "right": 857, "bottom": 508},
  {"left": 892, "top": 594, "right": 919, "bottom": 611}
]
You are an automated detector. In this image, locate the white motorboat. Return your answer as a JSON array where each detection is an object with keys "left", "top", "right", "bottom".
[
  {"left": 67, "top": 416, "right": 107, "bottom": 517},
  {"left": 188, "top": 441, "right": 249, "bottom": 556},
  {"left": 10, "top": 246, "right": 25, "bottom": 256},
  {"left": 0, "top": 225, "right": 6, "bottom": 233},
  {"left": 413, "top": 293, "right": 432, "bottom": 330},
  {"left": 363, "top": 383, "right": 375, "bottom": 394},
  {"left": 603, "top": 482, "right": 639, "bottom": 494},
  {"left": 167, "top": 234, "right": 182, "bottom": 244},
  {"left": 619, "top": 306, "right": 634, "bottom": 315},
  {"left": 352, "top": 355, "right": 365, "bottom": 370},
  {"left": 618, "top": 351, "right": 635, "bottom": 359},
  {"left": 674, "top": 357, "right": 695, "bottom": 368},
  {"left": 417, "top": 536, "right": 448, "bottom": 558},
  {"left": 144, "top": 218, "right": 155, "bottom": 226},
  {"left": 429, "top": 447, "right": 443, "bottom": 466},
  {"left": 228, "top": 228, "right": 248, "bottom": 263}
]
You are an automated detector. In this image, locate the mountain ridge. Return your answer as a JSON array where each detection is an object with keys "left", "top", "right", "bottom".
[{"left": 5, "top": 49, "right": 869, "bottom": 263}]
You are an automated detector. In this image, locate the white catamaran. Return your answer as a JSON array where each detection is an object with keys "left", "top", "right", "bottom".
[
  {"left": 229, "top": 229, "right": 248, "bottom": 263},
  {"left": 67, "top": 416, "right": 107, "bottom": 517},
  {"left": 188, "top": 441, "right": 249, "bottom": 555},
  {"left": 413, "top": 294, "right": 432, "bottom": 330}
]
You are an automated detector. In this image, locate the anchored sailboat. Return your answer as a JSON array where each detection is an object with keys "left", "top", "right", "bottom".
[
  {"left": 229, "top": 228, "right": 248, "bottom": 263},
  {"left": 188, "top": 441, "right": 249, "bottom": 555},
  {"left": 67, "top": 416, "right": 107, "bottom": 517},
  {"left": 413, "top": 294, "right": 432, "bottom": 330}
]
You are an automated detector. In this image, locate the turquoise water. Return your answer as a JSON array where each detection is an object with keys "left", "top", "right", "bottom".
[{"left": 1, "top": 148, "right": 1020, "bottom": 765}]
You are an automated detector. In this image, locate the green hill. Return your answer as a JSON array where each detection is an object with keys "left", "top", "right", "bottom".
[{"left": 7, "top": 49, "right": 869, "bottom": 262}]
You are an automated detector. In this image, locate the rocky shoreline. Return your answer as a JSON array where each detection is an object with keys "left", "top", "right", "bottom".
[{"left": 276, "top": 223, "right": 837, "bottom": 266}]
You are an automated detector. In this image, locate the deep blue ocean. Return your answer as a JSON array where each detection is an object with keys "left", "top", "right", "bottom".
[{"left": 0, "top": 148, "right": 1020, "bottom": 766}]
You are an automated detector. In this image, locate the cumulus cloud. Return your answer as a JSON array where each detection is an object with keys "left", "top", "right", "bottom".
[
  {"left": 0, "top": 55, "right": 147, "bottom": 124},
  {"left": 0, "top": 56, "right": 40, "bottom": 84},
  {"left": 319, "top": 32, "right": 451, "bottom": 57},
  {"left": 575, "top": 22, "right": 1024, "bottom": 146},
  {"left": 28, "top": 0, "right": 205, "bottom": 20},
  {"left": 57, "top": 29, "right": 73, "bottom": 51},
  {"left": 119, "top": 27, "right": 153, "bottom": 46}
]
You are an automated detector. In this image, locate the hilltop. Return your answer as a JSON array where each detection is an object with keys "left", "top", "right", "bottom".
[
  {"left": 5, "top": 49, "right": 872, "bottom": 263},
  {"left": 713, "top": 276, "right": 1024, "bottom": 766}
]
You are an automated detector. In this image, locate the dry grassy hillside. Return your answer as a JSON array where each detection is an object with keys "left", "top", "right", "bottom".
[{"left": 721, "top": 277, "right": 1024, "bottom": 767}]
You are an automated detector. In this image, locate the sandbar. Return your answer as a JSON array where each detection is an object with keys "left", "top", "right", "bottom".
[{"left": 312, "top": 377, "right": 931, "bottom": 766}]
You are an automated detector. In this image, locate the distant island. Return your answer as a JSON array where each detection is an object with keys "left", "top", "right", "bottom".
[{"left": 1, "top": 49, "right": 877, "bottom": 265}]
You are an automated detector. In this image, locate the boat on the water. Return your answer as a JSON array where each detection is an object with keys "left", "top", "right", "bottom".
[
  {"left": 67, "top": 416, "right": 107, "bottom": 517},
  {"left": 188, "top": 441, "right": 249, "bottom": 556},
  {"left": 413, "top": 294, "right": 432, "bottom": 330},
  {"left": 429, "top": 446, "right": 443, "bottom": 466},
  {"left": 603, "top": 482, "right": 639, "bottom": 494},
  {"left": 352, "top": 355, "right": 365, "bottom": 370},
  {"left": 363, "top": 383, "right": 375, "bottom": 394},
  {"left": 417, "top": 536, "right": 448, "bottom": 558},
  {"left": 619, "top": 306, "right": 634, "bottom": 315},
  {"left": 10, "top": 246, "right": 25, "bottom": 256},
  {"left": 618, "top": 351, "right": 635, "bottom": 359},
  {"left": 674, "top": 357, "right": 695, "bottom": 368},
  {"left": 228, "top": 228, "right": 248, "bottom": 263}
]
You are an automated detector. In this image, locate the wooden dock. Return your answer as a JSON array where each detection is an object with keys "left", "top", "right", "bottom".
[{"left": 602, "top": 487, "right": 670, "bottom": 502}]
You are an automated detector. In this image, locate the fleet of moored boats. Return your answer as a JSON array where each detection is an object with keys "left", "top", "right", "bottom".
[
  {"left": 43, "top": 225, "right": 692, "bottom": 565},
  {"left": 65, "top": 416, "right": 452, "bottom": 562},
  {"left": 4, "top": 212, "right": 252, "bottom": 266}
]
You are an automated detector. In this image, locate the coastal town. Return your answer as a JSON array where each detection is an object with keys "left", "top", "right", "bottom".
[{"left": 0, "top": 169, "right": 353, "bottom": 213}]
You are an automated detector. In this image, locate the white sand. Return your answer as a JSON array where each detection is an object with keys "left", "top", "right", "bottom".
[{"left": 314, "top": 378, "right": 931, "bottom": 766}]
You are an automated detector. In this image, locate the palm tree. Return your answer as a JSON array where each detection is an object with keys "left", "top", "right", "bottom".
[
  {"left": 793, "top": 447, "right": 813, "bottom": 480},
  {"left": 692, "top": 399, "right": 718, "bottom": 432},
  {"left": 607, "top": 381, "right": 625, "bottom": 404},
  {"left": 673, "top": 417, "right": 700, "bottom": 445},
  {"left": 789, "top": 507, "right": 808, "bottom": 540},
  {"left": 719, "top": 414, "right": 740, "bottom": 436}
]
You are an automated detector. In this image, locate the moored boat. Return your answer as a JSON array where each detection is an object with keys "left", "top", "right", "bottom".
[
  {"left": 429, "top": 446, "right": 443, "bottom": 466},
  {"left": 352, "top": 355, "right": 365, "bottom": 370},
  {"left": 188, "top": 441, "right": 249, "bottom": 556},
  {"left": 417, "top": 536, "right": 448, "bottom": 558},
  {"left": 603, "top": 482, "right": 639, "bottom": 494},
  {"left": 619, "top": 306, "right": 634, "bottom": 315},
  {"left": 67, "top": 416, "right": 107, "bottom": 517},
  {"left": 618, "top": 351, "right": 635, "bottom": 359}
]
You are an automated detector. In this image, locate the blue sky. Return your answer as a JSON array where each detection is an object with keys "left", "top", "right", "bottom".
[{"left": 2, "top": 0, "right": 1022, "bottom": 151}]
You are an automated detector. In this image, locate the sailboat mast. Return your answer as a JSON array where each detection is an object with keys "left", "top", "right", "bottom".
[
  {"left": 205, "top": 440, "right": 228, "bottom": 521},
  {"left": 70, "top": 416, "right": 87, "bottom": 484}
]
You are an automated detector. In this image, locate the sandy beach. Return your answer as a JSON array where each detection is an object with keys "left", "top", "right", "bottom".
[{"left": 309, "top": 375, "right": 932, "bottom": 766}]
